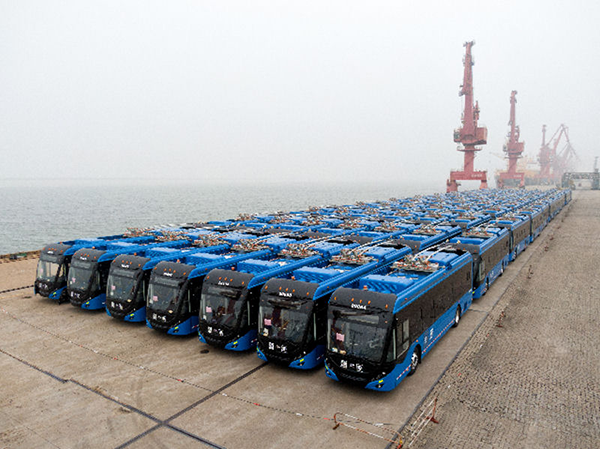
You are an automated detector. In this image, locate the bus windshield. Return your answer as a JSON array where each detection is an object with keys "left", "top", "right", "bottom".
[
  {"left": 37, "top": 260, "right": 61, "bottom": 282},
  {"left": 259, "top": 297, "right": 310, "bottom": 344},
  {"left": 107, "top": 268, "right": 137, "bottom": 302},
  {"left": 201, "top": 284, "right": 245, "bottom": 330},
  {"left": 69, "top": 261, "right": 95, "bottom": 291},
  {"left": 328, "top": 310, "right": 388, "bottom": 363},
  {"left": 147, "top": 277, "right": 182, "bottom": 312}
]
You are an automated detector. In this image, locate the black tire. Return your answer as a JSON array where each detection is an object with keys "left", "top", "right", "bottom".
[
  {"left": 453, "top": 306, "right": 461, "bottom": 328},
  {"left": 58, "top": 290, "right": 69, "bottom": 304},
  {"left": 407, "top": 348, "right": 420, "bottom": 376}
]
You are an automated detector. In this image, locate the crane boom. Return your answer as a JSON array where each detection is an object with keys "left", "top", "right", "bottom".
[{"left": 536, "top": 124, "right": 577, "bottom": 184}]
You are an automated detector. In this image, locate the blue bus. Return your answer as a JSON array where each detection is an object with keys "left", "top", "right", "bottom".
[
  {"left": 145, "top": 233, "right": 308, "bottom": 336},
  {"left": 256, "top": 240, "right": 412, "bottom": 369},
  {"left": 517, "top": 207, "right": 546, "bottom": 242},
  {"left": 325, "top": 246, "right": 473, "bottom": 391},
  {"left": 491, "top": 214, "right": 531, "bottom": 261},
  {"left": 394, "top": 224, "right": 462, "bottom": 252},
  {"left": 198, "top": 233, "right": 357, "bottom": 351},
  {"left": 105, "top": 240, "right": 232, "bottom": 322},
  {"left": 35, "top": 234, "right": 146, "bottom": 303},
  {"left": 67, "top": 237, "right": 187, "bottom": 310},
  {"left": 448, "top": 226, "right": 510, "bottom": 298}
]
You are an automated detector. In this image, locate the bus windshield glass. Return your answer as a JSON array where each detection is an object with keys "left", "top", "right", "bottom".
[
  {"left": 68, "top": 261, "right": 94, "bottom": 291},
  {"left": 37, "top": 260, "right": 61, "bottom": 282},
  {"left": 107, "top": 268, "right": 137, "bottom": 302},
  {"left": 201, "top": 284, "right": 245, "bottom": 330},
  {"left": 147, "top": 277, "right": 182, "bottom": 312},
  {"left": 328, "top": 310, "right": 388, "bottom": 363},
  {"left": 259, "top": 297, "right": 310, "bottom": 344}
]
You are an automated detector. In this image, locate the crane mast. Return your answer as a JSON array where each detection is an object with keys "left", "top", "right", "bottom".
[
  {"left": 537, "top": 124, "right": 552, "bottom": 181},
  {"left": 497, "top": 90, "right": 525, "bottom": 188},
  {"left": 447, "top": 41, "right": 488, "bottom": 192}
]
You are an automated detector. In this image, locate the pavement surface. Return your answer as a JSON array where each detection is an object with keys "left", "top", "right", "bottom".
[
  {"left": 0, "top": 191, "right": 592, "bottom": 448},
  {"left": 404, "top": 190, "right": 600, "bottom": 448}
]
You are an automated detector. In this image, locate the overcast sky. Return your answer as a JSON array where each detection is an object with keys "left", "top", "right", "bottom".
[{"left": 1, "top": 1, "right": 598, "bottom": 187}]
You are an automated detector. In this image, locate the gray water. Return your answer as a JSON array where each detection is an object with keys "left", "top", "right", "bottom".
[{"left": 0, "top": 179, "right": 440, "bottom": 255}]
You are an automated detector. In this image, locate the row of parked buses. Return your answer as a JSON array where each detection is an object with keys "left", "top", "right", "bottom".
[{"left": 35, "top": 188, "right": 570, "bottom": 392}]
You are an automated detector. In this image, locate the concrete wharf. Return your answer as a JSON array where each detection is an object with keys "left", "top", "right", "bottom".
[{"left": 0, "top": 191, "right": 597, "bottom": 448}]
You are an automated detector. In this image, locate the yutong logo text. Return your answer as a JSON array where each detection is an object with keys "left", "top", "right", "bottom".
[{"left": 351, "top": 303, "right": 367, "bottom": 310}]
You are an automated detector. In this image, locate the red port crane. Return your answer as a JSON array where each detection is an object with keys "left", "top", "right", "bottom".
[
  {"left": 553, "top": 125, "right": 578, "bottom": 179},
  {"left": 497, "top": 90, "right": 525, "bottom": 188},
  {"left": 536, "top": 124, "right": 577, "bottom": 184},
  {"left": 537, "top": 124, "right": 552, "bottom": 181},
  {"left": 447, "top": 41, "right": 488, "bottom": 192}
]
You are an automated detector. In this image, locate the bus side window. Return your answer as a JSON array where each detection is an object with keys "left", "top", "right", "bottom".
[
  {"left": 387, "top": 328, "right": 396, "bottom": 363},
  {"left": 478, "top": 259, "right": 486, "bottom": 282},
  {"left": 398, "top": 319, "right": 409, "bottom": 355},
  {"left": 314, "top": 300, "right": 327, "bottom": 341},
  {"left": 57, "top": 264, "right": 66, "bottom": 283},
  {"left": 395, "top": 320, "right": 402, "bottom": 356},
  {"left": 248, "top": 289, "right": 258, "bottom": 326},
  {"left": 190, "top": 282, "right": 201, "bottom": 313},
  {"left": 136, "top": 279, "right": 146, "bottom": 304},
  {"left": 100, "top": 264, "right": 110, "bottom": 285},
  {"left": 246, "top": 301, "right": 251, "bottom": 327},
  {"left": 302, "top": 314, "right": 314, "bottom": 344}
]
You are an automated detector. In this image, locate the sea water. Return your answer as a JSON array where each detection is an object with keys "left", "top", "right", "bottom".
[{"left": 0, "top": 179, "right": 440, "bottom": 254}]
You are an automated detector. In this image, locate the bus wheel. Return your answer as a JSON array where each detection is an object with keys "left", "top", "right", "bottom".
[
  {"left": 59, "top": 290, "right": 68, "bottom": 304},
  {"left": 408, "top": 348, "right": 419, "bottom": 376},
  {"left": 453, "top": 306, "right": 461, "bottom": 327},
  {"left": 500, "top": 263, "right": 505, "bottom": 276}
]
